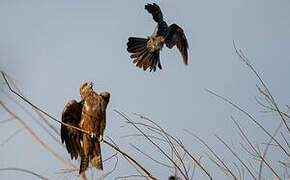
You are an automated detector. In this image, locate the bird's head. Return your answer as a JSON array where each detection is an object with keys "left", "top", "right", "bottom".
[
  {"left": 100, "top": 91, "right": 110, "bottom": 105},
  {"left": 80, "top": 82, "right": 93, "bottom": 97}
]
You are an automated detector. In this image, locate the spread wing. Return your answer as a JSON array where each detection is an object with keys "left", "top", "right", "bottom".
[
  {"left": 165, "top": 24, "right": 189, "bottom": 65},
  {"left": 145, "top": 3, "right": 163, "bottom": 23},
  {"left": 61, "top": 99, "right": 83, "bottom": 160}
]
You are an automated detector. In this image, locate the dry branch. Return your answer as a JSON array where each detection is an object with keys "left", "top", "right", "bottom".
[
  {"left": 233, "top": 41, "right": 289, "bottom": 132},
  {"left": 0, "top": 168, "right": 49, "bottom": 180},
  {"left": 1, "top": 71, "right": 156, "bottom": 180}
]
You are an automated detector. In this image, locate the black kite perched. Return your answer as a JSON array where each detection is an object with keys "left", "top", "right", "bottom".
[
  {"left": 127, "top": 3, "right": 189, "bottom": 72},
  {"left": 61, "top": 82, "right": 110, "bottom": 174}
]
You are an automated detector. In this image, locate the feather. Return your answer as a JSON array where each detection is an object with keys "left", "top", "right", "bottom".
[
  {"left": 79, "top": 155, "right": 89, "bottom": 174},
  {"left": 61, "top": 100, "right": 82, "bottom": 160},
  {"left": 165, "top": 24, "right": 189, "bottom": 65},
  {"left": 127, "top": 37, "right": 148, "bottom": 53},
  {"left": 61, "top": 82, "right": 110, "bottom": 174},
  {"left": 145, "top": 3, "right": 163, "bottom": 23},
  {"left": 91, "top": 141, "right": 103, "bottom": 170}
]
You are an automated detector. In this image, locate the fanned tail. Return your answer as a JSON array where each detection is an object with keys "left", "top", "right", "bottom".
[
  {"left": 127, "top": 37, "right": 162, "bottom": 72},
  {"left": 127, "top": 37, "right": 148, "bottom": 53}
]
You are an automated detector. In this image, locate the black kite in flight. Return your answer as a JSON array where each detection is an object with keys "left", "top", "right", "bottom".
[{"left": 127, "top": 3, "right": 189, "bottom": 72}]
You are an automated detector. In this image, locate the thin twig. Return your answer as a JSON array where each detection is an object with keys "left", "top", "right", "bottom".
[
  {"left": 115, "top": 175, "right": 151, "bottom": 179},
  {"left": 232, "top": 117, "right": 281, "bottom": 179},
  {"left": 258, "top": 121, "right": 283, "bottom": 180},
  {"left": 0, "top": 117, "right": 14, "bottom": 124},
  {"left": 133, "top": 113, "right": 213, "bottom": 180},
  {"left": 215, "top": 135, "right": 257, "bottom": 180},
  {"left": 185, "top": 129, "right": 237, "bottom": 179},
  {"left": 103, "top": 139, "right": 156, "bottom": 180},
  {"left": 233, "top": 163, "right": 242, "bottom": 180},
  {"left": 204, "top": 152, "right": 229, "bottom": 176},
  {"left": 105, "top": 136, "right": 149, "bottom": 180},
  {"left": 1, "top": 88, "right": 62, "bottom": 146},
  {"left": 206, "top": 89, "right": 288, "bottom": 157},
  {"left": 280, "top": 132, "right": 290, "bottom": 150},
  {"left": 130, "top": 143, "right": 173, "bottom": 168},
  {"left": 0, "top": 127, "right": 24, "bottom": 147},
  {"left": 1, "top": 72, "right": 91, "bottom": 136},
  {"left": 115, "top": 110, "right": 189, "bottom": 179},
  {"left": 0, "top": 101, "right": 80, "bottom": 174},
  {"left": 0, "top": 168, "right": 49, "bottom": 180},
  {"left": 233, "top": 41, "right": 289, "bottom": 132},
  {"left": 2, "top": 72, "right": 156, "bottom": 180},
  {"left": 100, "top": 154, "right": 119, "bottom": 179}
]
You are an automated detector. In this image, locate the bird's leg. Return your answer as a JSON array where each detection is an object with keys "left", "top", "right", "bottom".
[
  {"left": 90, "top": 132, "right": 103, "bottom": 143},
  {"left": 90, "top": 132, "right": 97, "bottom": 139},
  {"left": 98, "top": 135, "right": 104, "bottom": 143}
]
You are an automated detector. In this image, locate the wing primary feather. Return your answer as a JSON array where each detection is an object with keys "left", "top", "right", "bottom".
[
  {"left": 145, "top": 3, "right": 163, "bottom": 23},
  {"left": 165, "top": 24, "right": 189, "bottom": 65},
  {"left": 61, "top": 100, "right": 82, "bottom": 160}
]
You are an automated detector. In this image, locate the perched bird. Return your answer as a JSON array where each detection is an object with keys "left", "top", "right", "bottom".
[
  {"left": 61, "top": 82, "right": 110, "bottom": 174},
  {"left": 127, "top": 3, "right": 189, "bottom": 72}
]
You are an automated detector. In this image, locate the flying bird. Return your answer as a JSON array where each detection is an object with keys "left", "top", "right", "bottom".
[
  {"left": 61, "top": 82, "right": 110, "bottom": 174},
  {"left": 127, "top": 3, "right": 189, "bottom": 72}
]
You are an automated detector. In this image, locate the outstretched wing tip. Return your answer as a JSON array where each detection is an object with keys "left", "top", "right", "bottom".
[
  {"left": 144, "top": 3, "right": 163, "bottom": 23},
  {"left": 165, "top": 24, "right": 189, "bottom": 66},
  {"left": 184, "top": 59, "right": 188, "bottom": 66}
]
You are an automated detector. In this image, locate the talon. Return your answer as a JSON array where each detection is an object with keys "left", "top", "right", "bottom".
[
  {"left": 98, "top": 135, "right": 104, "bottom": 143},
  {"left": 90, "top": 132, "right": 96, "bottom": 139}
]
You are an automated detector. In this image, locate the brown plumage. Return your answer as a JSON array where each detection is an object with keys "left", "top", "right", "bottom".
[
  {"left": 61, "top": 82, "right": 110, "bottom": 174},
  {"left": 127, "top": 3, "right": 189, "bottom": 72}
]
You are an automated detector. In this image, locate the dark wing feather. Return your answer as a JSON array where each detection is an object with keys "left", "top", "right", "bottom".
[
  {"left": 165, "top": 24, "right": 189, "bottom": 65},
  {"left": 145, "top": 3, "right": 163, "bottom": 23},
  {"left": 127, "top": 37, "right": 162, "bottom": 72},
  {"left": 61, "top": 99, "right": 83, "bottom": 160}
]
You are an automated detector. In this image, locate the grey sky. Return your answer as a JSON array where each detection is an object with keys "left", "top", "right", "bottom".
[{"left": 0, "top": 0, "right": 289, "bottom": 179}]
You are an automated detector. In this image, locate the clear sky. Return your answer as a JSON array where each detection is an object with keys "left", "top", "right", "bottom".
[{"left": 0, "top": 0, "right": 289, "bottom": 179}]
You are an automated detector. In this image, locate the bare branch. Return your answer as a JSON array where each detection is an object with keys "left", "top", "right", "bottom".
[
  {"left": 103, "top": 138, "right": 156, "bottom": 180},
  {"left": 100, "top": 154, "right": 119, "bottom": 179},
  {"left": 132, "top": 112, "right": 212, "bottom": 180},
  {"left": 0, "top": 168, "right": 49, "bottom": 180},
  {"left": 233, "top": 41, "right": 289, "bottom": 132},
  {"left": 0, "top": 117, "right": 14, "bottom": 124},
  {"left": 2, "top": 72, "right": 156, "bottom": 180},
  {"left": 215, "top": 135, "right": 257, "bottom": 180},
  {"left": 115, "top": 175, "right": 152, "bottom": 179},
  {"left": 185, "top": 129, "right": 237, "bottom": 179},
  {"left": 206, "top": 89, "right": 289, "bottom": 157},
  {"left": 1, "top": 72, "right": 91, "bottom": 136},
  {"left": 280, "top": 132, "right": 290, "bottom": 150},
  {"left": 0, "top": 101, "right": 80, "bottom": 174},
  {"left": 232, "top": 117, "right": 281, "bottom": 179},
  {"left": 130, "top": 143, "right": 173, "bottom": 168},
  {"left": 0, "top": 127, "right": 24, "bottom": 147},
  {"left": 115, "top": 110, "right": 186, "bottom": 179}
]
